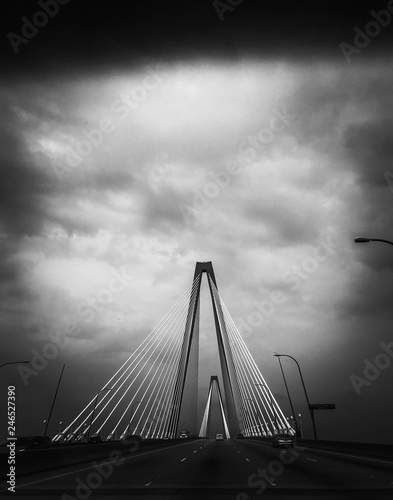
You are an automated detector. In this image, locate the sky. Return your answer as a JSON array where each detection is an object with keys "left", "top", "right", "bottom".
[{"left": 1, "top": 0, "right": 393, "bottom": 443}]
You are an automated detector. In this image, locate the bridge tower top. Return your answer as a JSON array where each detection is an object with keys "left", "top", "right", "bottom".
[{"left": 193, "top": 261, "right": 217, "bottom": 287}]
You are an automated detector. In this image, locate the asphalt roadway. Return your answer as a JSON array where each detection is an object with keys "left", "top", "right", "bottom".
[{"left": 1, "top": 438, "right": 393, "bottom": 499}]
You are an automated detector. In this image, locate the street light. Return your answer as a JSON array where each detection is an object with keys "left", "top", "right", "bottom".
[
  {"left": 273, "top": 353, "right": 300, "bottom": 436},
  {"left": 273, "top": 353, "right": 317, "bottom": 440},
  {"left": 127, "top": 400, "right": 143, "bottom": 436},
  {"left": 0, "top": 361, "right": 29, "bottom": 369},
  {"left": 86, "top": 387, "right": 112, "bottom": 442},
  {"left": 354, "top": 237, "right": 393, "bottom": 246},
  {"left": 298, "top": 413, "right": 303, "bottom": 438}
]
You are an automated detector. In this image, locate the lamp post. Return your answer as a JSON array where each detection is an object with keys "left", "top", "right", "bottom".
[
  {"left": 298, "top": 413, "right": 303, "bottom": 438},
  {"left": 273, "top": 353, "right": 317, "bottom": 440},
  {"left": 86, "top": 387, "right": 112, "bottom": 442},
  {"left": 354, "top": 237, "right": 393, "bottom": 246},
  {"left": 127, "top": 400, "right": 143, "bottom": 437},
  {"left": 0, "top": 361, "right": 29, "bottom": 369},
  {"left": 273, "top": 352, "right": 300, "bottom": 436}
]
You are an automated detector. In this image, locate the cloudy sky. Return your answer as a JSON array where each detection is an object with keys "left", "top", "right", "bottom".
[{"left": 1, "top": 0, "right": 393, "bottom": 443}]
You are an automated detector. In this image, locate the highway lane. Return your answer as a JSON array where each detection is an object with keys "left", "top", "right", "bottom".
[{"left": 1, "top": 438, "right": 393, "bottom": 499}]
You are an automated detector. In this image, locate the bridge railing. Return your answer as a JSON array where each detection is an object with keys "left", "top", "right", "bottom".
[
  {"left": 245, "top": 436, "right": 393, "bottom": 460},
  {"left": 0, "top": 437, "right": 201, "bottom": 478}
]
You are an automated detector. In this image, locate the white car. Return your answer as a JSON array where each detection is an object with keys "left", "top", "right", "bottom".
[{"left": 215, "top": 433, "right": 224, "bottom": 441}]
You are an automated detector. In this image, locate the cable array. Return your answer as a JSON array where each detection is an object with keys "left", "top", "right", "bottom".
[
  {"left": 55, "top": 274, "right": 201, "bottom": 442},
  {"left": 54, "top": 264, "right": 293, "bottom": 442},
  {"left": 209, "top": 278, "right": 294, "bottom": 437}
]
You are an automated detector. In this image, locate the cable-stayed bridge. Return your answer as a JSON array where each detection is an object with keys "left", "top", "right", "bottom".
[{"left": 54, "top": 262, "right": 294, "bottom": 443}]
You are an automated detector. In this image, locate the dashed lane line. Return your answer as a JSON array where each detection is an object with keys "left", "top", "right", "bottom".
[{"left": 144, "top": 475, "right": 161, "bottom": 487}]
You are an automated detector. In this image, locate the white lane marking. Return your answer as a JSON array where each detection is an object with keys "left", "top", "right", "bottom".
[
  {"left": 194, "top": 451, "right": 197, "bottom": 453},
  {"left": 181, "top": 458, "right": 187, "bottom": 462},
  {"left": 8, "top": 440, "right": 198, "bottom": 490},
  {"left": 144, "top": 475, "right": 161, "bottom": 487},
  {"left": 306, "top": 458, "right": 317, "bottom": 462},
  {"left": 306, "top": 448, "right": 393, "bottom": 466},
  {"left": 245, "top": 458, "right": 250, "bottom": 462}
]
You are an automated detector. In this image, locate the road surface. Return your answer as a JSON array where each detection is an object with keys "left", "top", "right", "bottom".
[{"left": 1, "top": 438, "right": 393, "bottom": 499}]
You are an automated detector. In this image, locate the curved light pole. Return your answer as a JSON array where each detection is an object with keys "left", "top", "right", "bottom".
[
  {"left": 0, "top": 361, "right": 29, "bottom": 369},
  {"left": 273, "top": 353, "right": 317, "bottom": 440},
  {"left": 87, "top": 387, "right": 112, "bottom": 442},
  {"left": 273, "top": 353, "right": 300, "bottom": 436},
  {"left": 354, "top": 237, "right": 393, "bottom": 246}
]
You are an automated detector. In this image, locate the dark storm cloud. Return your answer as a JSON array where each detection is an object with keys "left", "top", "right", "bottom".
[
  {"left": 3, "top": 0, "right": 392, "bottom": 76},
  {"left": 0, "top": 101, "right": 52, "bottom": 236},
  {"left": 344, "top": 119, "right": 393, "bottom": 187}
]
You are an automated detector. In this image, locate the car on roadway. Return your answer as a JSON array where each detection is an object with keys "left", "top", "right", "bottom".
[
  {"left": 179, "top": 430, "right": 190, "bottom": 438},
  {"left": 272, "top": 433, "right": 294, "bottom": 448},
  {"left": 215, "top": 433, "right": 224, "bottom": 441}
]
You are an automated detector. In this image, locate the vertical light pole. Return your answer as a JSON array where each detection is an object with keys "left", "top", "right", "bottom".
[
  {"left": 273, "top": 353, "right": 300, "bottom": 437},
  {"left": 87, "top": 387, "right": 112, "bottom": 442},
  {"left": 44, "top": 364, "right": 65, "bottom": 437},
  {"left": 298, "top": 413, "right": 303, "bottom": 438},
  {"left": 273, "top": 353, "right": 317, "bottom": 440},
  {"left": 127, "top": 400, "right": 143, "bottom": 437},
  {"left": 59, "top": 421, "right": 63, "bottom": 434}
]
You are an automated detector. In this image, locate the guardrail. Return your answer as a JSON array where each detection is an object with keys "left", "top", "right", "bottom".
[
  {"left": 0, "top": 438, "right": 200, "bottom": 477},
  {"left": 245, "top": 436, "right": 393, "bottom": 460},
  {"left": 296, "top": 438, "right": 393, "bottom": 460}
]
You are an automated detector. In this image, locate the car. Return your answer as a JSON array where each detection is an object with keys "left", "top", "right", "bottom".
[
  {"left": 179, "top": 430, "right": 190, "bottom": 438},
  {"left": 272, "top": 433, "right": 294, "bottom": 448},
  {"left": 215, "top": 433, "right": 224, "bottom": 441}
]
